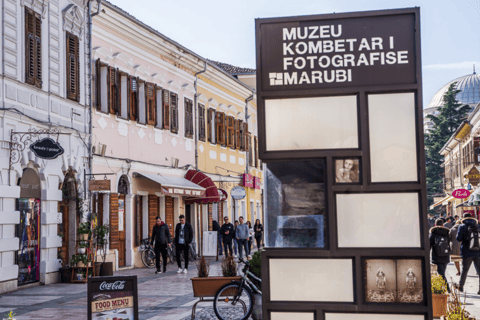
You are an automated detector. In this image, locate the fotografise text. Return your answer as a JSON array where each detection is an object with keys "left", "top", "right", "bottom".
[{"left": 270, "top": 24, "right": 410, "bottom": 85}]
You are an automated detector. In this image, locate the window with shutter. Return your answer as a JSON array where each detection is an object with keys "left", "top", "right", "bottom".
[
  {"left": 108, "top": 67, "right": 117, "bottom": 114},
  {"left": 25, "top": 7, "right": 42, "bottom": 88},
  {"left": 237, "top": 120, "right": 243, "bottom": 150},
  {"left": 184, "top": 98, "right": 193, "bottom": 138},
  {"left": 227, "top": 116, "right": 235, "bottom": 148},
  {"left": 198, "top": 104, "right": 206, "bottom": 142},
  {"left": 254, "top": 136, "right": 258, "bottom": 168},
  {"left": 163, "top": 90, "right": 170, "bottom": 129},
  {"left": 207, "top": 108, "right": 215, "bottom": 143},
  {"left": 170, "top": 93, "right": 178, "bottom": 134},
  {"left": 216, "top": 112, "right": 226, "bottom": 146},
  {"left": 248, "top": 134, "right": 253, "bottom": 166},
  {"left": 146, "top": 82, "right": 156, "bottom": 125},
  {"left": 95, "top": 59, "right": 101, "bottom": 111},
  {"left": 244, "top": 123, "right": 249, "bottom": 152},
  {"left": 128, "top": 76, "right": 138, "bottom": 121},
  {"left": 66, "top": 32, "right": 79, "bottom": 102}
]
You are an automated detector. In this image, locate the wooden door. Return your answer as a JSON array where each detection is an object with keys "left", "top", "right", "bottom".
[
  {"left": 165, "top": 196, "right": 174, "bottom": 236},
  {"left": 118, "top": 194, "right": 126, "bottom": 267}
]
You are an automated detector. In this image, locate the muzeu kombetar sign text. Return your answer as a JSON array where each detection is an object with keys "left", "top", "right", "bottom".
[{"left": 260, "top": 13, "right": 416, "bottom": 90}]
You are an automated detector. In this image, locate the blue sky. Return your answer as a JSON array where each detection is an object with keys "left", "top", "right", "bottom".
[{"left": 109, "top": 0, "right": 480, "bottom": 107}]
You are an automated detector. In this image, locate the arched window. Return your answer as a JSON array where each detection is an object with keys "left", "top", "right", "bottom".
[{"left": 118, "top": 175, "right": 129, "bottom": 194}]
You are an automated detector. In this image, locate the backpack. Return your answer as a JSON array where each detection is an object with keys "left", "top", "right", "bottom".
[
  {"left": 467, "top": 225, "right": 480, "bottom": 251},
  {"left": 434, "top": 234, "right": 450, "bottom": 256}
]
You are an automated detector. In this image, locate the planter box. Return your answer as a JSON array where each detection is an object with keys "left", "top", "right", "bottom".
[
  {"left": 191, "top": 277, "right": 242, "bottom": 297},
  {"left": 432, "top": 293, "right": 448, "bottom": 318}
]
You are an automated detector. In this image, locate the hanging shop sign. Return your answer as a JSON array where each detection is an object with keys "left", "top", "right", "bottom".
[
  {"left": 89, "top": 180, "right": 111, "bottom": 192},
  {"left": 29, "top": 137, "right": 64, "bottom": 160},
  {"left": 243, "top": 173, "right": 254, "bottom": 188},
  {"left": 452, "top": 189, "right": 470, "bottom": 199},
  {"left": 88, "top": 275, "right": 139, "bottom": 320},
  {"left": 231, "top": 186, "right": 246, "bottom": 200},
  {"left": 253, "top": 176, "right": 261, "bottom": 190}
]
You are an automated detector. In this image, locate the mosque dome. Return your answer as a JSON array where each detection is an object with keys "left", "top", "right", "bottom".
[{"left": 426, "top": 72, "right": 480, "bottom": 109}]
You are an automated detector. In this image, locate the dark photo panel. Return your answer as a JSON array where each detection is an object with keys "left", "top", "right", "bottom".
[
  {"left": 335, "top": 158, "right": 361, "bottom": 183},
  {"left": 265, "top": 160, "right": 326, "bottom": 248}
]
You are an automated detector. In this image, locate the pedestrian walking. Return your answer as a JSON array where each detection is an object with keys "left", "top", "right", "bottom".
[
  {"left": 247, "top": 221, "right": 253, "bottom": 256},
  {"left": 449, "top": 220, "right": 462, "bottom": 276},
  {"left": 174, "top": 215, "right": 193, "bottom": 274},
  {"left": 428, "top": 214, "right": 435, "bottom": 230},
  {"left": 455, "top": 213, "right": 480, "bottom": 293},
  {"left": 430, "top": 218, "right": 451, "bottom": 292},
  {"left": 254, "top": 219, "right": 263, "bottom": 249},
  {"left": 151, "top": 216, "right": 172, "bottom": 274},
  {"left": 444, "top": 216, "right": 455, "bottom": 229},
  {"left": 220, "top": 216, "right": 235, "bottom": 256},
  {"left": 233, "top": 220, "right": 239, "bottom": 257},
  {"left": 212, "top": 219, "right": 223, "bottom": 256},
  {"left": 236, "top": 216, "right": 249, "bottom": 260}
]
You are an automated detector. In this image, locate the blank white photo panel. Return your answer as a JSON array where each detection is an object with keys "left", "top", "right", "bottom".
[
  {"left": 270, "top": 259, "right": 354, "bottom": 302},
  {"left": 265, "top": 96, "right": 358, "bottom": 151},
  {"left": 326, "top": 313, "right": 424, "bottom": 320},
  {"left": 271, "top": 313, "right": 314, "bottom": 320},
  {"left": 336, "top": 193, "right": 421, "bottom": 248},
  {"left": 368, "top": 92, "right": 417, "bottom": 182}
]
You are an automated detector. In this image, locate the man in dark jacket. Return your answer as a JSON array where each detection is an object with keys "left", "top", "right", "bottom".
[
  {"left": 174, "top": 215, "right": 193, "bottom": 274},
  {"left": 430, "top": 219, "right": 451, "bottom": 292},
  {"left": 456, "top": 213, "right": 480, "bottom": 293},
  {"left": 151, "top": 216, "right": 172, "bottom": 274},
  {"left": 220, "top": 216, "right": 235, "bottom": 256}
]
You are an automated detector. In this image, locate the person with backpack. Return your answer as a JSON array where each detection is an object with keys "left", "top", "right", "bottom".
[
  {"left": 430, "top": 218, "right": 451, "bottom": 292},
  {"left": 456, "top": 213, "right": 480, "bottom": 293}
]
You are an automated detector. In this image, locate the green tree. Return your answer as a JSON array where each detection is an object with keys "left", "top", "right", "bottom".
[{"left": 425, "top": 83, "right": 471, "bottom": 212}]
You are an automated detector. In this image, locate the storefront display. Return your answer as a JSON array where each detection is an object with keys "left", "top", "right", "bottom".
[{"left": 17, "top": 198, "right": 41, "bottom": 285}]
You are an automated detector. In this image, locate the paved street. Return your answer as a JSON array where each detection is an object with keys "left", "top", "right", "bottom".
[{"left": 0, "top": 257, "right": 253, "bottom": 320}]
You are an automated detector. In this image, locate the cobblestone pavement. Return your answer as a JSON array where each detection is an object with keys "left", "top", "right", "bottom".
[{"left": 0, "top": 253, "right": 256, "bottom": 320}]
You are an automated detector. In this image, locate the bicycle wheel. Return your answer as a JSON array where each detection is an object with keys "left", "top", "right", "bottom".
[
  {"left": 213, "top": 281, "right": 253, "bottom": 320},
  {"left": 168, "top": 247, "right": 175, "bottom": 264},
  {"left": 141, "top": 248, "right": 156, "bottom": 268}
]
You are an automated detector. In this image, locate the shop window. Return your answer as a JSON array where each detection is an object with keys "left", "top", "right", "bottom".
[
  {"left": 170, "top": 92, "right": 178, "bottom": 133},
  {"left": 198, "top": 103, "right": 206, "bottom": 142},
  {"left": 25, "top": 7, "right": 42, "bottom": 89},
  {"left": 66, "top": 32, "right": 79, "bottom": 102},
  {"left": 185, "top": 98, "right": 194, "bottom": 138}
]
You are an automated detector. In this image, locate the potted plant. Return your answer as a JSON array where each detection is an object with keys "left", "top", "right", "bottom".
[
  {"left": 94, "top": 224, "right": 112, "bottom": 276},
  {"left": 441, "top": 285, "right": 475, "bottom": 319},
  {"left": 71, "top": 254, "right": 88, "bottom": 267},
  {"left": 3, "top": 311, "right": 16, "bottom": 320},
  {"left": 78, "top": 222, "right": 91, "bottom": 241},
  {"left": 191, "top": 256, "right": 242, "bottom": 297},
  {"left": 431, "top": 274, "right": 449, "bottom": 318},
  {"left": 77, "top": 240, "right": 89, "bottom": 254}
]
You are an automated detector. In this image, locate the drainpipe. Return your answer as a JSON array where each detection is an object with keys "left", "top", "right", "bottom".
[
  {"left": 194, "top": 62, "right": 207, "bottom": 170},
  {"left": 245, "top": 94, "right": 253, "bottom": 174}
]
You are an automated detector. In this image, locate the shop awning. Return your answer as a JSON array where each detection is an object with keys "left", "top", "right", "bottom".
[
  {"left": 430, "top": 195, "right": 454, "bottom": 210},
  {"left": 184, "top": 170, "right": 221, "bottom": 203},
  {"left": 133, "top": 172, "right": 205, "bottom": 197}
]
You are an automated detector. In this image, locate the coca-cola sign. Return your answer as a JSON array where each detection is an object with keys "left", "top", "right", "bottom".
[
  {"left": 452, "top": 189, "right": 471, "bottom": 199},
  {"left": 99, "top": 281, "right": 126, "bottom": 291}
]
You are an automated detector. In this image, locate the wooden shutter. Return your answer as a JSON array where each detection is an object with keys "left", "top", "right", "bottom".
[
  {"left": 207, "top": 108, "right": 215, "bottom": 143},
  {"left": 165, "top": 196, "right": 174, "bottom": 236},
  {"left": 108, "top": 67, "right": 117, "bottom": 114},
  {"left": 248, "top": 134, "right": 253, "bottom": 166},
  {"left": 148, "top": 195, "right": 158, "bottom": 235},
  {"left": 227, "top": 116, "right": 235, "bottom": 148},
  {"left": 185, "top": 98, "right": 193, "bottom": 138},
  {"left": 236, "top": 120, "right": 243, "bottom": 150},
  {"left": 254, "top": 136, "right": 258, "bottom": 168},
  {"left": 244, "top": 123, "right": 249, "bottom": 152},
  {"left": 66, "top": 32, "right": 79, "bottom": 102},
  {"left": 109, "top": 193, "right": 119, "bottom": 250},
  {"left": 198, "top": 104, "right": 206, "bottom": 142},
  {"left": 163, "top": 89, "right": 170, "bottom": 129},
  {"left": 216, "top": 112, "right": 226, "bottom": 146},
  {"left": 25, "top": 7, "right": 41, "bottom": 88},
  {"left": 128, "top": 76, "right": 138, "bottom": 121},
  {"left": 146, "top": 82, "right": 156, "bottom": 125},
  {"left": 170, "top": 93, "right": 178, "bottom": 134},
  {"left": 95, "top": 59, "right": 101, "bottom": 110}
]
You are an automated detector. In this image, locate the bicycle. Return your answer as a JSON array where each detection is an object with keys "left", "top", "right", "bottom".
[
  {"left": 140, "top": 238, "right": 157, "bottom": 268},
  {"left": 167, "top": 242, "right": 176, "bottom": 264},
  {"left": 213, "top": 258, "right": 262, "bottom": 320}
]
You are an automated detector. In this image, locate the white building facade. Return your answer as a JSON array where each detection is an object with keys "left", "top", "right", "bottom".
[{"left": 0, "top": 0, "right": 91, "bottom": 292}]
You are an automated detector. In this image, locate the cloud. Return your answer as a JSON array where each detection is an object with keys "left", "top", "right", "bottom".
[{"left": 423, "top": 61, "right": 480, "bottom": 70}]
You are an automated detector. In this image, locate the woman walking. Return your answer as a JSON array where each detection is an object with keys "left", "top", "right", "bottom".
[
  {"left": 449, "top": 220, "right": 462, "bottom": 275},
  {"left": 254, "top": 219, "right": 263, "bottom": 250},
  {"left": 247, "top": 221, "right": 254, "bottom": 256}
]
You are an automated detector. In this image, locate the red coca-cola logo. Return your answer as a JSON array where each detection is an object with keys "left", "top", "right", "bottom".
[
  {"left": 452, "top": 189, "right": 470, "bottom": 199},
  {"left": 99, "top": 280, "right": 126, "bottom": 291}
]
